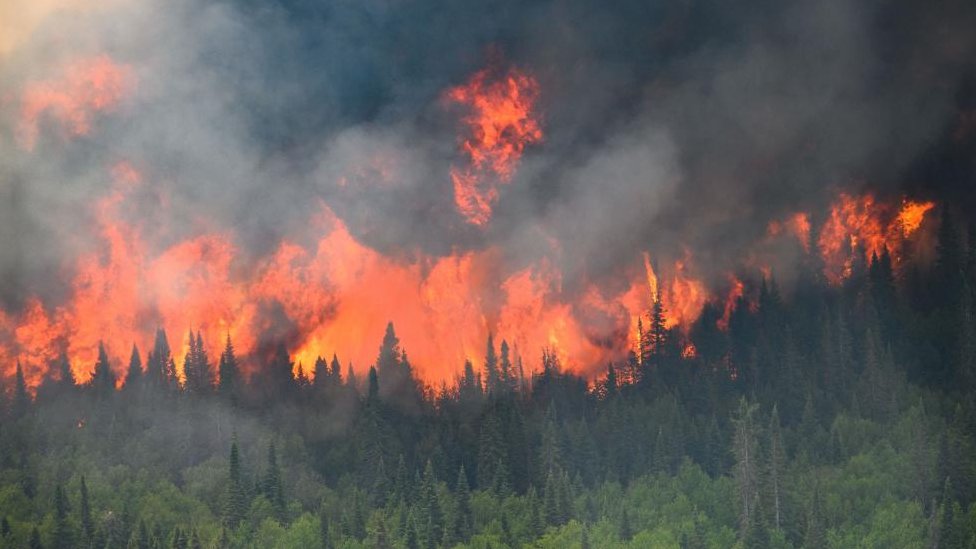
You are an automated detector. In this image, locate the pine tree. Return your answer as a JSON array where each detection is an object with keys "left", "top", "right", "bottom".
[
  {"left": 451, "top": 466, "right": 471, "bottom": 542},
  {"left": 29, "top": 526, "right": 42, "bottom": 549},
  {"left": 217, "top": 334, "right": 239, "bottom": 402},
  {"left": 52, "top": 484, "right": 74, "bottom": 549},
  {"left": 80, "top": 475, "right": 94, "bottom": 544},
  {"left": 313, "top": 356, "right": 330, "bottom": 393},
  {"left": 146, "top": 328, "right": 176, "bottom": 391},
  {"left": 484, "top": 333, "right": 499, "bottom": 394},
  {"left": 346, "top": 363, "right": 358, "bottom": 393},
  {"left": 263, "top": 441, "right": 285, "bottom": 517},
  {"left": 393, "top": 454, "right": 412, "bottom": 504},
  {"left": 539, "top": 403, "right": 562, "bottom": 476},
  {"left": 90, "top": 342, "right": 116, "bottom": 397},
  {"left": 367, "top": 366, "right": 379, "bottom": 404},
  {"left": 802, "top": 483, "right": 826, "bottom": 549},
  {"left": 766, "top": 405, "right": 786, "bottom": 532},
  {"left": 56, "top": 351, "right": 75, "bottom": 388},
  {"left": 376, "top": 322, "right": 402, "bottom": 388},
  {"left": 330, "top": 354, "right": 342, "bottom": 382},
  {"left": 123, "top": 345, "right": 142, "bottom": 392},
  {"left": 602, "top": 362, "right": 618, "bottom": 399},
  {"left": 477, "top": 412, "right": 507, "bottom": 490},
  {"left": 459, "top": 359, "right": 482, "bottom": 405},
  {"left": 499, "top": 339, "right": 515, "bottom": 392},
  {"left": 184, "top": 331, "right": 212, "bottom": 395},
  {"left": 650, "top": 285, "right": 669, "bottom": 361},
  {"left": 418, "top": 461, "right": 442, "bottom": 547},
  {"left": 732, "top": 397, "right": 760, "bottom": 536},
  {"left": 637, "top": 317, "right": 651, "bottom": 369},
  {"left": 224, "top": 438, "right": 246, "bottom": 527},
  {"left": 268, "top": 343, "right": 295, "bottom": 399},
  {"left": 619, "top": 507, "right": 632, "bottom": 540},
  {"left": 13, "top": 361, "right": 30, "bottom": 417}
]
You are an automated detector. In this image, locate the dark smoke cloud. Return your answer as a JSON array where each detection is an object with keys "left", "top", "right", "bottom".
[{"left": 2, "top": 0, "right": 975, "bottom": 307}]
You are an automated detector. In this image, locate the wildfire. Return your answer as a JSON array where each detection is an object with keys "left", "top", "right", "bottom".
[
  {"left": 817, "top": 194, "right": 935, "bottom": 284},
  {"left": 444, "top": 62, "right": 543, "bottom": 225},
  {"left": 17, "top": 55, "right": 134, "bottom": 150},
  {"left": 717, "top": 276, "right": 745, "bottom": 332},
  {"left": 0, "top": 164, "right": 653, "bottom": 389}
]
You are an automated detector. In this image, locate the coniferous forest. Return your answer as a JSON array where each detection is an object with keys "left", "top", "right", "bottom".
[
  {"left": 1, "top": 212, "right": 975, "bottom": 549},
  {"left": 5, "top": 0, "right": 976, "bottom": 548}
]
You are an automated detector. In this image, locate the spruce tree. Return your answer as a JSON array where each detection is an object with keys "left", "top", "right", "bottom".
[
  {"left": 224, "top": 438, "right": 246, "bottom": 527},
  {"left": 313, "top": 356, "right": 330, "bottom": 393},
  {"left": 217, "top": 334, "right": 239, "bottom": 402},
  {"left": 13, "top": 361, "right": 30, "bottom": 417},
  {"left": 802, "top": 483, "right": 826, "bottom": 549},
  {"left": 452, "top": 466, "right": 471, "bottom": 542},
  {"left": 52, "top": 484, "right": 74, "bottom": 549},
  {"left": 80, "top": 475, "right": 94, "bottom": 544},
  {"left": 268, "top": 343, "right": 295, "bottom": 399},
  {"left": 329, "top": 354, "right": 342, "bottom": 382},
  {"left": 123, "top": 345, "right": 142, "bottom": 392},
  {"left": 767, "top": 405, "right": 786, "bottom": 532},
  {"left": 484, "top": 333, "right": 499, "bottom": 394},
  {"left": 56, "top": 351, "right": 75, "bottom": 388},
  {"left": 29, "top": 526, "right": 42, "bottom": 549},
  {"left": 603, "top": 362, "right": 618, "bottom": 399},
  {"left": 367, "top": 366, "right": 380, "bottom": 404},
  {"left": 90, "top": 342, "right": 116, "bottom": 397},
  {"left": 732, "top": 397, "right": 760, "bottom": 536},
  {"left": 499, "top": 339, "right": 515, "bottom": 392},
  {"left": 263, "top": 441, "right": 285, "bottom": 516}
]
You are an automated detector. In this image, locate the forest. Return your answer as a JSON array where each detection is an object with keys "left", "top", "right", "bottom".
[{"left": 0, "top": 210, "right": 972, "bottom": 549}]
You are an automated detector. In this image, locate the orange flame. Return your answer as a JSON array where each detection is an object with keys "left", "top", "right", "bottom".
[
  {"left": 718, "top": 275, "right": 745, "bottom": 332},
  {"left": 445, "top": 63, "right": 542, "bottom": 225},
  {"left": 817, "top": 193, "right": 934, "bottom": 284},
  {"left": 17, "top": 55, "right": 134, "bottom": 150}
]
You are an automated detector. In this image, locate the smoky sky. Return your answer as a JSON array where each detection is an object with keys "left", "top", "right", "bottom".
[{"left": 1, "top": 0, "right": 975, "bottom": 309}]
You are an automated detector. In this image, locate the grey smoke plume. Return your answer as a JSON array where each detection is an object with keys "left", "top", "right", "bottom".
[{"left": 1, "top": 0, "right": 974, "bottom": 328}]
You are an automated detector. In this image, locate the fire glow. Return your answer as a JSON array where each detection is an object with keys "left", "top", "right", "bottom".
[
  {"left": 445, "top": 64, "right": 543, "bottom": 226},
  {"left": 0, "top": 163, "right": 695, "bottom": 389},
  {"left": 17, "top": 55, "right": 134, "bottom": 150},
  {"left": 2, "top": 53, "right": 940, "bottom": 391}
]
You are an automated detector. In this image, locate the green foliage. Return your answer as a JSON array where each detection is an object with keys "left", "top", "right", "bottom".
[{"left": 4, "top": 257, "right": 976, "bottom": 549}]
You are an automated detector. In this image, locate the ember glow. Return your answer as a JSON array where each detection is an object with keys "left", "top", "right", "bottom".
[{"left": 445, "top": 64, "right": 543, "bottom": 225}]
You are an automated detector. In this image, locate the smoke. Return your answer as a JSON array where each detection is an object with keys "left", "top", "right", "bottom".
[{"left": 1, "top": 0, "right": 975, "bottom": 379}]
